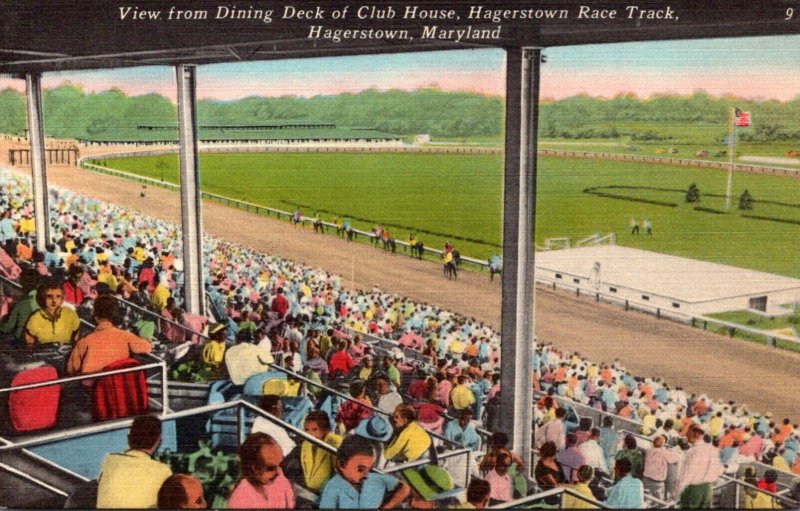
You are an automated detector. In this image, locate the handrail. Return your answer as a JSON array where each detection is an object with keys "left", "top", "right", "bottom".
[
  {"left": 265, "top": 362, "right": 464, "bottom": 449},
  {"left": 237, "top": 400, "right": 337, "bottom": 455},
  {"left": 487, "top": 485, "right": 612, "bottom": 509},
  {"left": 0, "top": 360, "right": 163, "bottom": 394},
  {"left": 0, "top": 461, "right": 70, "bottom": 497},
  {"left": 115, "top": 293, "right": 211, "bottom": 343}
]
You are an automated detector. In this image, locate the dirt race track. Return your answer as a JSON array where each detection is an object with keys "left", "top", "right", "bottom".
[{"left": 6, "top": 142, "right": 800, "bottom": 421}]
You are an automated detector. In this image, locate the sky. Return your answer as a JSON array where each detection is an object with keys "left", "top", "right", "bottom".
[{"left": 0, "top": 35, "right": 798, "bottom": 101}]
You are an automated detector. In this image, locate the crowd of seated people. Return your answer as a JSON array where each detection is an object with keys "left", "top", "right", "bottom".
[{"left": 0, "top": 167, "right": 798, "bottom": 508}]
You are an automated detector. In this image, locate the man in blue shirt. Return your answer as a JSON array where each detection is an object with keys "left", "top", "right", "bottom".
[
  {"left": 444, "top": 410, "right": 482, "bottom": 451},
  {"left": 604, "top": 458, "right": 644, "bottom": 508},
  {"left": 318, "top": 436, "right": 409, "bottom": 509}
]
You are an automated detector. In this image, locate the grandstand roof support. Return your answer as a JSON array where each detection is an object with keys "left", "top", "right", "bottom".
[
  {"left": 24, "top": 72, "right": 51, "bottom": 252},
  {"left": 500, "top": 47, "right": 537, "bottom": 471},
  {"left": 175, "top": 64, "right": 205, "bottom": 316}
]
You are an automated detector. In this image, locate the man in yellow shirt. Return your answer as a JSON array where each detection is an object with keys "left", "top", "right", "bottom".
[
  {"left": 450, "top": 375, "right": 476, "bottom": 412},
  {"left": 96, "top": 415, "right": 172, "bottom": 508},
  {"left": 23, "top": 280, "right": 81, "bottom": 347},
  {"left": 385, "top": 404, "right": 432, "bottom": 463}
]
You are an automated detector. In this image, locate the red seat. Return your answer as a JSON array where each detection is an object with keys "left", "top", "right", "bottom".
[
  {"left": 92, "top": 358, "right": 148, "bottom": 421},
  {"left": 8, "top": 365, "right": 60, "bottom": 432}
]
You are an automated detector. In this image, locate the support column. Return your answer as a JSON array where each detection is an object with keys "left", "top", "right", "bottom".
[
  {"left": 25, "top": 73, "right": 50, "bottom": 252},
  {"left": 175, "top": 64, "right": 205, "bottom": 316},
  {"left": 499, "top": 47, "right": 538, "bottom": 471}
]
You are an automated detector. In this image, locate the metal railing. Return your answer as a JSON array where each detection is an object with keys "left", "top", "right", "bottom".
[
  {"left": 487, "top": 485, "right": 611, "bottom": 509},
  {"left": 264, "top": 362, "right": 466, "bottom": 451}
]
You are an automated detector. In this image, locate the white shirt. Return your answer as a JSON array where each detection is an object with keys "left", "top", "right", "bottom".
[
  {"left": 676, "top": 441, "right": 724, "bottom": 494},
  {"left": 377, "top": 391, "right": 404, "bottom": 415},
  {"left": 224, "top": 343, "right": 274, "bottom": 385},
  {"left": 579, "top": 438, "right": 609, "bottom": 473}
]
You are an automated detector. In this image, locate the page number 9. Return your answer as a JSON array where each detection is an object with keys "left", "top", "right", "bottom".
[{"left": 787, "top": 7, "right": 794, "bottom": 20}]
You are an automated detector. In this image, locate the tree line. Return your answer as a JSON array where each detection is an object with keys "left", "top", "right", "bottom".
[{"left": 0, "top": 84, "right": 796, "bottom": 141}]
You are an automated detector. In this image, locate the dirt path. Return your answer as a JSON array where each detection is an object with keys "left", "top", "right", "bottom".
[{"left": 5, "top": 142, "right": 800, "bottom": 420}]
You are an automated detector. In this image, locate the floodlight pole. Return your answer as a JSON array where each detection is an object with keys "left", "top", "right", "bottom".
[
  {"left": 24, "top": 73, "right": 50, "bottom": 252},
  {"left": 725, "top": 108, "right": 737, "bottom": 210},
  {"left": 175, "top": 64, "right": 205, "bottom": 316},
  {"left": 499, "top": 47, "right": 538, "bottom": 471}
]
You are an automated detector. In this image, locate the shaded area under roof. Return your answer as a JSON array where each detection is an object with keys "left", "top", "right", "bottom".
[{"left": 0, "top": 1, "right": 798, "bottom": 74}]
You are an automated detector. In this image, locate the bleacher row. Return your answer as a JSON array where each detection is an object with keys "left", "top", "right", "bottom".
[{"left": 0, "top": 165, "right": 798, "bottom": 509}]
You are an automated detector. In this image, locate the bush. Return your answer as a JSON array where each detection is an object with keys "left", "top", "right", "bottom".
[
  {"left": 685, "top": 183, "right": 700, "bottom": 203},
  {"left": 738, "top": 190, "right": 754, "bottom": 211}
]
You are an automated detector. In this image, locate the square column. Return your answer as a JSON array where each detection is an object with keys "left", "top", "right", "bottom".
[{"left": 499, "top": 47, "right": 539, "bottom": 470}]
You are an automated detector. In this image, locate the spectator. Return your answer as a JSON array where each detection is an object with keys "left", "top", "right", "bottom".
[
  {"left": 534, "top": 441, "right": 563, "bottom": 505},
  {"left": 236, "top": 309, "right": 256, "bottom": 339},
  {"left": 534, "top": 407, "right": 566, "bottom": 450},
  {"left": 385, "top": 404, "right": 432, "bottom": 463},
  {"left": 443, "top": 409, "right": 481, "bottom": 451},
  {"left": 300, "top": 410, "right": 342, "bottom": 492},
  {"left": 270, "top": 288, "right": 288, "bottom": 318},
  {"left": 484, "top": 450, "right": 514, "bottom": 505},
  {"left": 157, "top": 474, "right": 207, "bottom": 509},
  {"left": 383, "top": 354, "right": 402, "bottom": 389},
  {"left": 24, "top": 279, "right": 81, "bottom": 347},
  {"left": 336, "top": 380, "right": 374, "bottom": 432},
  {"left": 598, "top": 415, "right": 619, "bottom": 470},
  {"left": 403, "top": 464, "right": 461, "bottom": 509},
  {"left": 303, "top": 345, "right": 329, "bottom": 379},
  {"left": 558, "top": 433, "right": 587, "bottom": 483},
  {"left": 745, "top": 468, "right": 782, "bottom": 509},
  {"left": 579, "top": 427, "right": 609, "bottom": 477},
  {"left": 562, "top": 465, "right": 599, "bottom": 509},
  {"left": 676, "top": 424, "right": 725, "bottom": 509},
  {"left": 61, "top": 264, "right": 84, "bottom": 307},
  {"left": 329, "top": 340, "right": 355, "bottom": 378},
  {"left": 66, "top": 294, "right": 152, "bottom": 375},
  {"left": 0, "top": 268, "right": 39, "bottom": 343},
  {"left": 479, "top": 432, "right": 525, "bottom": 474},
  {"left": 614, "top": 434, "right": 643, "bottom": 479},
  {"left": 451, "top": 477, "right": 491, "bottom": 509},
  {"left": 356, "top": 354, "right": 374, "bottom": 381},
  {"left": 604, "top": 458, "right": 644, "bottom": 508},
  {"left": 227, "top": 432, "right": 294, "bottom": 509},
  {"left": 347, "top": 335, "right": 366, "bottom": 366},
  {"left": 642, "top": 434, "right": 682, "bottom": 501},
  {"left": 374, "top": 374, "right": 403, "bottom": 415},
  {"left": 251, "top": 395, "right": 296, "bottom": 456},
  {"left": 450, "top": 375, "right": 476, "bottom": 413},
  {"left": 223, "top": 330, "right": 274, "bottom": 385},
  {"left": 318, "top": 435, "right": 409, "bottom": 509},
  {"left": 96, "top": 415, "right": 172, "bottom": 508}
]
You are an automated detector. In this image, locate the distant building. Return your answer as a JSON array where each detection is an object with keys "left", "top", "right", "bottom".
[{"left": 415, "top": 134, "right": 430, "bottom": 145}]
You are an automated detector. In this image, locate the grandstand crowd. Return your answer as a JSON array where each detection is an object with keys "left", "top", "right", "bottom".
[{"left": 0, "top": 166, "right": 798, "bottom": 509}]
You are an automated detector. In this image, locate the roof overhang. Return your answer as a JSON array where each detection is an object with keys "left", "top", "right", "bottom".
[{"left": 0, "top": 0, "right": 798, "bottom": 74}]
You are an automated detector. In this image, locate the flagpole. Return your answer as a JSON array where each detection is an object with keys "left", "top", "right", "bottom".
[{"left": 725, "top": 107, "right": 737, "bottom": 210}]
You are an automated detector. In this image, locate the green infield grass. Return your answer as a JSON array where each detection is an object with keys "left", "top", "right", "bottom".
[{"left": 101, "top": 152, "right": 800, "bottom": 277}]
